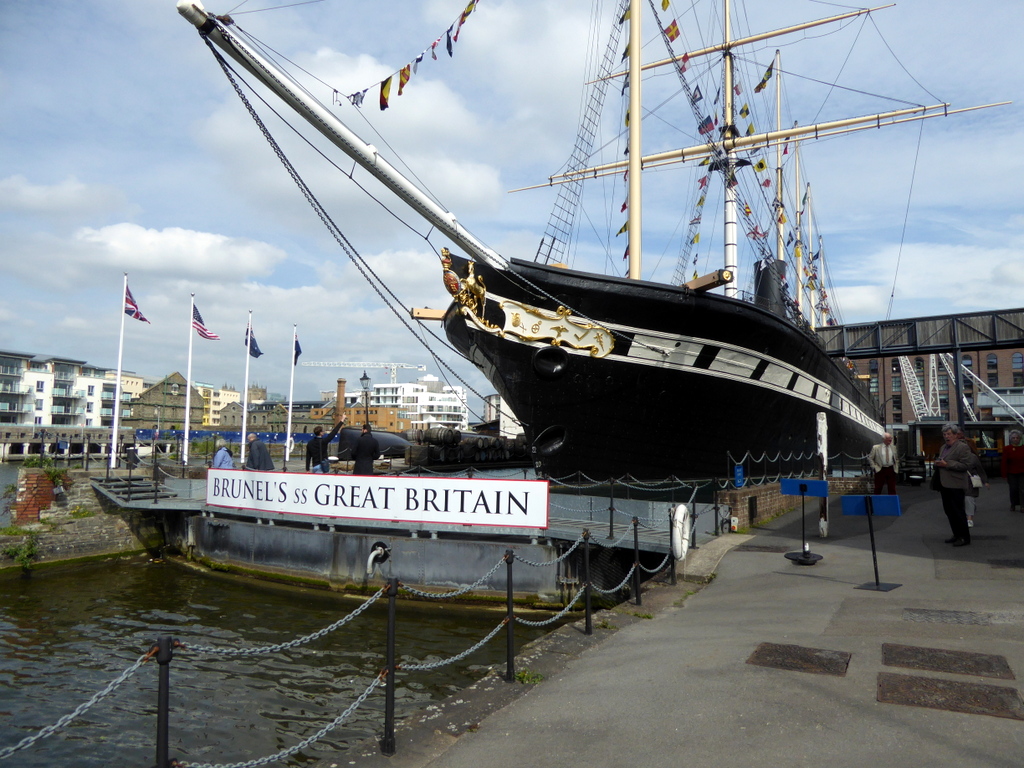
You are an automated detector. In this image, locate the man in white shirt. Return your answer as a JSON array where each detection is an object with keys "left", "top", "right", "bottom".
[{"left": 869, "top": 432, "right": 899, "bottom": 495}]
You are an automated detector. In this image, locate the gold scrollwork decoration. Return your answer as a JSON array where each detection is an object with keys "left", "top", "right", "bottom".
[{"left": 497, "top": 300, "right": 613, "bottom": 358}]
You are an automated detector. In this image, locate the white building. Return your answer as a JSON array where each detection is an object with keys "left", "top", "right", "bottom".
[
  {"left": 346, "top": 374, "right": 469, "bottom": 431},
  {"left": 0, "top": 350, "right": 135, "bottom": 429},
  {"left": 195, "top": 382, "right": 241, "bottom": 426},
  {"left": 484, "top": 394, "right": 523, "bottom": 439}
]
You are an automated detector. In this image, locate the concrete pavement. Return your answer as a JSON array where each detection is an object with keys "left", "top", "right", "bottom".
[{"left": 337, "top": 480, "right": 1024, "bottom": 768}]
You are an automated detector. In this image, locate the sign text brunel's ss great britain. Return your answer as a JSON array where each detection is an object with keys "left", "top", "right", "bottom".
[{"left": 207, "top": 469, "right": 549, "bottom": 528}]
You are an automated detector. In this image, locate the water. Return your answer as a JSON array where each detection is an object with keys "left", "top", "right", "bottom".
[{"left": 0, "top": 557, "right": 550, "bottom": 767}]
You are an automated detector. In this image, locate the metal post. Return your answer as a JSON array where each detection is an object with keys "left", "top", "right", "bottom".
[
  {"left": 865, "top": 496, "right": 881, "bottom": 588},
  {"left": 632, "top": 516, "right": 641, "bottom": 606},
  {"left": 669, "top": 508, "right": 677, "bottom": 586},
  {"left": 608, "top": 478, "right": 616, "bottom": 540},
  {"left": 583, "top": 530, "right": 592, "bottom": 635},
  {"left": 379, "top": 577, "right": 398, "bottom": 756},
  {"left": 504, "top": 549, "right": 515, "bottom": 682},
  {"left": 154, "top": 635, "right": 175, "bottom": 768}
]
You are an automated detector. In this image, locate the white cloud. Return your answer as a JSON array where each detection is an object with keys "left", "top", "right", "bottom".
[{"left": 0, "top": 175, "right": 128, "bottom": 221}]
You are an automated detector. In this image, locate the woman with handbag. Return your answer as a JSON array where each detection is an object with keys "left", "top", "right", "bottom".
[
  {"left": 933, "top": 423, "right": 973, "bottom": 546},
  {"left": 963, "top": 438, "right": 988, "bottom": 528}
]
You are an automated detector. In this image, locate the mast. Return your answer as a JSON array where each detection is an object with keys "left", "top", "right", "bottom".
[
  {"left": 176, "top": 0, "right": 505, "bottom": 271},
  {"left": 806, "top": 185, "right": 816, "bottom": 329},
  {"left": 773, "top": 51, "right": 784, "bottom": 276},
  {"left": 626, "top": 0, "right": 642, "bottom": 279},
  {"left": 793, "top": 131, "right": 804, "bottom": 318},
  {"left": 722, "top": 0, "right": 738, "bottom": 298}
]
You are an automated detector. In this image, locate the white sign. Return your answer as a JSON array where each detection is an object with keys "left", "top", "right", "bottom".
[{"left": 206, "top": 469, "right": 549, "bottom": 529}]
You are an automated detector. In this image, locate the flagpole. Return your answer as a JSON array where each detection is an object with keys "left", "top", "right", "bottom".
[
  {"left": 241, "top": 310, "right": 252, "bottom": 465},
  {"left": 109, "top": 273, "right": 128, "bottom": 470},
  {"left": 183, "top": 294, "right": 195, "bottom": 470},
  {"left": 284, "top": 324, "right": 297, "bottom": 471}
]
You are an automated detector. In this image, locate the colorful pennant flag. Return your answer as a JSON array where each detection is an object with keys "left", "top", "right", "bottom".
[
  {"left": 697, "top": 115, "right": 714, "bottom": 135},
  {"left": 398, "top": 65, "right": 411, "bottom": 96},
  {"left": 665, "top": 20, "right": 680, "bottom": 42},
  {"left": 691, "top": 85, "right": 703, "bottom": 104},
  {"left": 293, "top": 336, "right": 302, "bottom": 366},
  {"left": 754, "top": 63, "right": 774, "bottom": 93},
  {"left": 739, "top": 103, "right": 750, "bottom": 118},
  {"left": 662, "top": 0, "right": 670, "bottom": 9},
  {"left": 379, "top": 76, "right": 392, "bottom": 110},
  {"left": 753, "top": 159, "right": 768, "bottom": 172},
  {"left": 454, "top": 0, "right": 477, "bottom": 42}
]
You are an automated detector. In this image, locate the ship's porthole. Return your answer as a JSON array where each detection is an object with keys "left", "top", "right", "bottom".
[
  {"left": 534, "top": 424, "right": 568, "bottom": 456},
  {"left": 533, "top": 346, "right": 569, "bottom": 380}
]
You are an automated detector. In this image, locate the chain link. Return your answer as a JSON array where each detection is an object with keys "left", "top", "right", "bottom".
[
  {"left": 0, "top": 652, "right": 151, "bottom": 761},
  {"left": 513, "top": 534, "right": 584, "bottom": 567},
  {"left": 639, "top": 552, "right": 672, "bottom": 574},
  {"left": 399, "top": 557, "right": 506, "bottom": 599},
  {"left": 590, "top": 562, "right": 638, "bottom": 595},
  {"left": 185, "top": 587, "right": 385, "bottom": 656},
  {"left": 179, "top": 674, "right": 383, "bottom": 768},
  {"left": 515, "top": 589, "right": 585, "bottom": 626},
  {"left": 401, "top": 620, "right": 507, "bottom": 671}
]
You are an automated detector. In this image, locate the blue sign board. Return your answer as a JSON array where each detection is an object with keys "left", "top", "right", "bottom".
[
  {"left": 841, "top": 495, "right": 902, "bottom": 517},
  {"left": 779, "top": 478, "right": 829, "bottom": 498},
  {"left": 733, "top": 464, "right": 745, "bottom": 488}
]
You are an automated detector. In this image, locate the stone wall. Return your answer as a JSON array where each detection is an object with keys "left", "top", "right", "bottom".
[{"left": 716, "top": 475, "right": 872, "bottom": 530}]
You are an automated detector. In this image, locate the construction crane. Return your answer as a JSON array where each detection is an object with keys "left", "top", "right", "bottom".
[{"left": 300, "top": 361, "right": 427, "bottom": 384}]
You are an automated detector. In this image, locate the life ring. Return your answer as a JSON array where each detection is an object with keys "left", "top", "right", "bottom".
[
  {"left": 671, "top": 504, "right": 690, "bottom": 561},
  {"left": 366, "top": 541, "right": 391, "bottom": 575}
]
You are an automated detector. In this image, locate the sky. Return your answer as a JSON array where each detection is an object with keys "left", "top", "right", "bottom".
[{"left": 1, "top": 0, "right": 1021, "bottom": 419}]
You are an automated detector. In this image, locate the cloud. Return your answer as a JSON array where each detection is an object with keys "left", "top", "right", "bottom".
[{"left": 0, "top": 175, "right": 129, "bottom": 222}]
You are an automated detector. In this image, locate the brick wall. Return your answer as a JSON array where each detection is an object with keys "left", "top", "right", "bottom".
[
  {"left": 9, "top": 469, "right": 57, "bottom": 524},
  {"left": 716, "top": 475, "right": 872, "bottom": 530}
]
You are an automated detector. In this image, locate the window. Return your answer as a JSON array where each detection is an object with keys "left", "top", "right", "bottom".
[
  {"left": 87, "top": 385, "right": 95, "bottom": 396},
  {"left": 869, "top": 359, "right": 879, "bottom": 374},
  {"left": 34, "top": 416, "right": 42, "bottom": 425},
  {"left": 35, "top": 399, "right": 43, "bottom": 411},
  {"left": 1013, "top": 353, "right": 1023, "bottom": 387},
  {"left": 86, "top": 402, "right": 94, "bottom": 413},
  {"left": 85, "top": 419, "right": 93, "bottom": 426},
  {"left": 892, "top": 376, "right": 902, "bottom": 393},
  {"left": 36, "top": 380, "right": 45, "bottom": 393},
  {"left": 987, "top": 353, "right": 998, "bottom": 371}
]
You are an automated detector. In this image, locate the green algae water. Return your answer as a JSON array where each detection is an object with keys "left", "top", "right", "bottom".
[{"left": 0, "top": 557, "right": 550, "bottom": 766}]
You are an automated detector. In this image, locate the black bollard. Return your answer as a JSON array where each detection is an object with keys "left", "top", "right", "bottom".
[
  {"left": 504, "top": 549, "right": 515, "bottom": 682},
  {"left": 632, "top": 517, "right": 641, "bottom": 606},
  {"left": 379, "top": 577, "right": 398, "bottom": 756},
  {"left": 608, "top": 478, "right": 616, "bottom": 540},
  {"left": 153, "top": 635, "right": 175, "bottom": 768},
  {"left": 583, "top": 530, "right": 592, "bottom": 635}
]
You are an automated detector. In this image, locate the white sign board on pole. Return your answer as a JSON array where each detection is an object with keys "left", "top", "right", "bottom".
[{"left": 206, "top": 469, "right": 549, "bottom": 529}]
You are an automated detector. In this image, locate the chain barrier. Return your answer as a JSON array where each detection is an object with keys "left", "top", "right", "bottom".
[
  {"left": 512, "top": 534, "right": 584, "bottom": 567},
  {"left": 0, "top": 650, "right": 153, "bottom": 761},
  {"left": 591, "top": 562, "right": 638, "bottom": 595},
  {"left": 515, "top": 589, "right": 585, "bottom": 627},
  {"left": 639, "top": 552, "right": 672, "bottom": 574},
  {"left": 398, "top": 557, "right": 506, "bottom": 599},
  {"left": 178, "top": 674, "right": 384, "bottom": 768},
  {"left": 184, "top": 587, "right": 386, "bottom": 656},
  {"left": 400, "top": 620, "right": 508, "bottom": 672}
]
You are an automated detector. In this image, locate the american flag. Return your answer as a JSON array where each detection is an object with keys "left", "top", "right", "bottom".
[
  {"left": 124, "top": 285, "right": 150, "bottom": 324},
  {"left": 192, "top": 305, "right": 220, "bottom": 340}
]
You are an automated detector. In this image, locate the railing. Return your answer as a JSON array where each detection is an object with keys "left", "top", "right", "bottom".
[{"left": 0, "top": 536, "right": 678, "bottom": 766}]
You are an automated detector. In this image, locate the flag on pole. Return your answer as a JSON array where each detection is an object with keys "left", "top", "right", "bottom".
[
  {"left": 124, "top": 285, "right": 150, "bottom": 324},
  {"left": 293, "top": 336, "right": 302, "bottom": 365},
  {"left": 192, "top": 305, "right": 220, "bottom": 340},
  {"left": 246, "top": 326, "right": 263, "bottom": 358}
]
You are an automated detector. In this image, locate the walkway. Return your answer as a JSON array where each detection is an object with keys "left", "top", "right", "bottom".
[{"left": 341, "top": 481, "right": 1024, "bottom": 768}]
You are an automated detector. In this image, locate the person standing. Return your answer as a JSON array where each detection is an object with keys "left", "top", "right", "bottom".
[
  {"left": 351, "top": 424, "right": 380, "bottom": 476},
  {"left": 212, "top": 444, "right": 234, "bottom": 469},
  {"left": 305, "top": 416, "right": 346, "bottom": 473},
  {"left": 869, "top": 432, "right": 900, "bottom": 495},
  {"left": 933, "top": 423, "right": 972, "bottom": 546},
  {"left": 245, "top": 433, "right": 274, "bottom": 471},
  {"left": 1001, "top": 429, "right": 1024, "bottom": 512}
]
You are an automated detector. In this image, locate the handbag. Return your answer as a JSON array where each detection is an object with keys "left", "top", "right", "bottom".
[
  {"left": 930, "top": 471, "right": 942, "bottom": 490},
  {"left": 970, "top": 474, "right": 983, "bottom": 489}
]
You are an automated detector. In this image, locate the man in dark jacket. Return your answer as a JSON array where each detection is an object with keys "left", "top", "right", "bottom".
[
  {"left": 305, "top": 416, "right": 346, "bottom": 473},
  {"left": 244, "top": 433, "right": 274, "bottom": 471},
  {"left": 351, "top": 424, "right": 380, "bottom": 475}
]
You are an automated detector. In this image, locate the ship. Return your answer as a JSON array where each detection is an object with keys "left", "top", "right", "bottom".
[{"left": 176, "top": 0, "right": 1004, "bottom": 481}]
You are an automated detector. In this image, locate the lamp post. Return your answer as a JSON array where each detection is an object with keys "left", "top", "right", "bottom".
[{"left": 360, "top": 370, "right": 371, "bottom": 427}]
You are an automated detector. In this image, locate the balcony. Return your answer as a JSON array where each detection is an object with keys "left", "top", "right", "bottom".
[
  {"left": 52, "top": 388, "right": 86, "bottom": 399},
  {"left": 0, "top": 366, "right": 22, "bottom": 377},
  {"left": 50, "top": 406, "right": 86, "bottom": 415},
  {"left": 0, "top": 403, "right": 33, "bottom": 413},
  {"left": 0, "top": 385, "right": 31, "bottom": 395}
]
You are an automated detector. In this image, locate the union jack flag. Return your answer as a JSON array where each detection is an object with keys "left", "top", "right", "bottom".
[
  {"left": 124, "top": 285, "right": 150, "bottom": 324},
  {"left": 192, "top": 305, "right": 220, "bottom": 340}
]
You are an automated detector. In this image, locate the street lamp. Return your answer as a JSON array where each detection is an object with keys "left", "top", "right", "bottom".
[{"left": 360, "top": 370, "right": 371, "bottom": 427}]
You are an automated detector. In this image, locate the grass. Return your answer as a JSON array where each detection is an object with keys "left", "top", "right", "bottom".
[
  {"left": 2, "top": 533, "right": 38, "bottom": 570},
  {"left": 513, "top": 669, "right": 544, "bottom": 685}
]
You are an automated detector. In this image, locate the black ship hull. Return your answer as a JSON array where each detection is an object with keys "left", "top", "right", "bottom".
[{"left": 444, "top": 257, "right": 883, "bottom": 481}]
